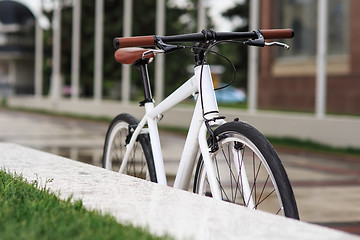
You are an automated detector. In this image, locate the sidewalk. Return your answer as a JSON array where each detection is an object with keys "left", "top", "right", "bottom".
[{"left": 7, "top": 96, "right": 360, "bottom": 148}]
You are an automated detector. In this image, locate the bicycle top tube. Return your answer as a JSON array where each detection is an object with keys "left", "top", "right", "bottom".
[{"left": 113, "top": 28, "right": 294, "bottom": 49}]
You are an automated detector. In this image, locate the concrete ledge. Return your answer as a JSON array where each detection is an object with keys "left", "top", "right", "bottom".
[
  {"left": 1, "top": 143, "right": 358, "bottom": 240},
  {"left": 7, "top": 96, "right": 360, "bottom": 148}
]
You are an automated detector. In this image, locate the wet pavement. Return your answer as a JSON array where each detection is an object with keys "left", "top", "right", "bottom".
[{"left": 1, "top": 108, "right": 360, "bottom": 235}]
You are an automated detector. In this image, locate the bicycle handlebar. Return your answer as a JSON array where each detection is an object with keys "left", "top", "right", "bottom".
[
  {"left": 114, "top": 29, "right": 294, "bottom": 49},
  {"left": 259, "top": 29, "right": 294, "bottom": 39},
  {"left": 114, "top": 35, "right": 155, "bottom": 48}
]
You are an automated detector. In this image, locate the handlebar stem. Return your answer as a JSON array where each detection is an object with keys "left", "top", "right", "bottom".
[{"left": 193, "top": 41, "right": 211, "bottom": 66}]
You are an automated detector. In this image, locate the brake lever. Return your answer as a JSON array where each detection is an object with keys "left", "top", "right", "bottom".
[
  {"left": 142, "top": 49, "right": 165, "bottom": 58},
  {"left": 265, "top": 41, "right": 290, "bottom": 50},
  {"left": 245, "top": 30, "right": 265, "bottom": 47},
  {"left": 154, "top": 37, "right": 185, "bottom": 53}
]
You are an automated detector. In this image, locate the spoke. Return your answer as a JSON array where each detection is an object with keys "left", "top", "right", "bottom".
[
  {"left": 245, "top": 158, "right": 255, "bottom": 207},
  {"left": 132, "top": 143, "right": 138, "bottom": 176},
  {"left": 118, "top": 130, "right": 126, "bottom": 162},
  {"left": 140, "top": 150, "right": 146, "bottom": 178},
  {"left": 249, "top": 154, "right": 262, "bottom": 206},
  {"left": 217, "top": 177, "right": 231, "bottom": 202},
  {"left": 106, "top": 121, "right": 152, "bottom": 181},
  {"left": 233, "top": 145, "right": 245, "bottom": 203},
  {"left": 255, "top": 175, "right": 272, "bottom": 208},
  {"left": 111, "top": 134, "right": 117, "bottom": 160},
  {"left": 128, "top": 143, "right": 137, "bottom": 177},
  {"left": 112, "top": 133, "right": 121, "bottom": 168},
  {"left": 119, "top": 131, "right": 126, "bottom": 160},
  {"left": 227, "top": 145, "right": 234, "bottom": 201},
  {"left": 214, "top": 156, "right": 221, "bottom": 187},
  {"left": 233, "top": 149, "right": 242, "bottom": 202},
  {"left": 237, "top": 147, "right": 246, "bottom": 205},
  {"left": 214, "top": 156, "right": 231, "bottom": 201},
  {"left": 117, "top": 132, "right": 124, "bottom": 163},
  {"left": 253, "top": 154, "right": 256, "bottom": 206},
  {"left": 219, "top": 183, "right": 230, "bottom": 202},
  {"left": 204, "top": 162, "right": 231, "bottom": 201},
  {"left": 254, "top": 188, "right": 276, "bottom": 208},
  {"left": 221, "top": 146, "right": 244, "bottom": 203}
]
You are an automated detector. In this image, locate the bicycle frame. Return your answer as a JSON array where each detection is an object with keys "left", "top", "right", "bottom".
[{"left": 119, "top": 64, "right": 223, "bottom": 199}]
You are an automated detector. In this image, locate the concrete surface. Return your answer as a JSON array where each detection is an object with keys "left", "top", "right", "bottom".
[
  {"left": 7, "top": 96, "right": 360, "bottom": 148},
  {"left": 1, "top": 143, "right": 359, "bottom": 240}
]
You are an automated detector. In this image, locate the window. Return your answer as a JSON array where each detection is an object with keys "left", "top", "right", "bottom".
[
  {"left": 276, "top": 0, "right": 350, "bottom": 59},
  {"left": 272, "top": 0, "right": 350, "bottom": 76}
]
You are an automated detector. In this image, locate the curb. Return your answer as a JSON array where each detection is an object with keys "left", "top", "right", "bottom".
[{"left": 1, "top": 143, "right": 358, "bottom": 240}]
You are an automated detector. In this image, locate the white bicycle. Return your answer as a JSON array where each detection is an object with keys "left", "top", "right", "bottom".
[{"left": 102, "top": 29, "right": 299, "bottom": 219}]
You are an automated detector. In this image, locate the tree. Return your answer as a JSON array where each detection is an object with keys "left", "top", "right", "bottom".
[
  {"left": 43, "top": 0, "right": 210, "bottom": 100},
  {"left": 220, "top": 1, "right": 249, "bottom": 90}
]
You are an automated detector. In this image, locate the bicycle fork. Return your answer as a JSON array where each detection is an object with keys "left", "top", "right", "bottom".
[{"left": 196, "top": 65, "right": 254, "bottom": 205}]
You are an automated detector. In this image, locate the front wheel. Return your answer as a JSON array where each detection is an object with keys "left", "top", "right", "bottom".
[
  {"left": 102, "top": 113, "right": 157, "bottom": 182},
  {"left": 193, "top": 121, "right": 299, "bottom": 219}
]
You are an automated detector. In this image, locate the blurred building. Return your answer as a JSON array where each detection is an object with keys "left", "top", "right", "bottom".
[
  {"left": 258, "top": 0, "right": 359, "bottom": 114},
  {"left": 0, "top": 0, "right": 35, "bottom": 95}
]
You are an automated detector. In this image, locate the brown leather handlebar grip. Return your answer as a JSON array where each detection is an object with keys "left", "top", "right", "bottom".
[
  {"left": 114, "top": 35, "right": 155, "bottom": 49},
  {"left": 259, "top": 29, "right": 294, "bottom": 39}
]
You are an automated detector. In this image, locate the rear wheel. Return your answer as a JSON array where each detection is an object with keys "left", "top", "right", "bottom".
[
  {"left": 102, "top": 113, "right": 157, "bottom": 182},
  {"left": 193, "top": 121, "right": 299, "bottom": 219}
]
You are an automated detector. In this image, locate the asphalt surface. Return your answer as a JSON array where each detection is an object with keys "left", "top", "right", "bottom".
[{"left": 1, "top": 108, "right": 360, "bottom": 235}]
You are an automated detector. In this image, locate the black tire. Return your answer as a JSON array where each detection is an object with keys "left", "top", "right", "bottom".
[
  {"left": 193, "top": 121, "right": 299, "bottom": 219},
  {"left": 102, "top": 113, "right": 157, "bottom": 182}
]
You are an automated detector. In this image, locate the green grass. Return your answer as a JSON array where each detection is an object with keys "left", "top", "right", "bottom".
[
  {"left": 268, "top": 136, "right": 360, "bottom": 158},
  {"left": 217, "top": 101, "right": 247, "bottom": 109},
  {"left": 0, "top": 170, "right": 169, "bottom": 240}
]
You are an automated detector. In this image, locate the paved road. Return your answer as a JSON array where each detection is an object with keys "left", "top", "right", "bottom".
[{"left": 1, "top": 108, "right": 360, "bottom": 235}]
